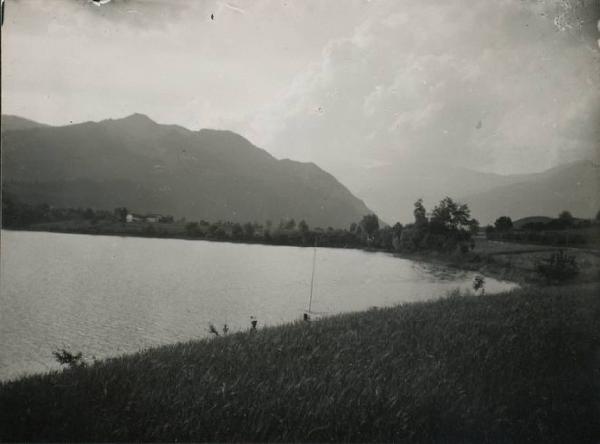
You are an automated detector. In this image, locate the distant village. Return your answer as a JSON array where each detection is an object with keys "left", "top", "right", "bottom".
[{"left": 125, "top": 213, "right": 174, "bottom": 224}]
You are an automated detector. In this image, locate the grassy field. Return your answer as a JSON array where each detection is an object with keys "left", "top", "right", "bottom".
[
  {"left": 397, "top": 237, "right": 600, "bottom": 286},
  {"left": 1, "top": 285, "right": 598, "bottom": 442},
  {"left": 472, "top": 239, "right": 600, "bottom": 284}
]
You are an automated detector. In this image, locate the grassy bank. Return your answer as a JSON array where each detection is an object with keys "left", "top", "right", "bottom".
[
  {"left": 1, "top": 285, "right": 599, "bottom": 442},
  {"left": 396, "top": 238, "right": 600, "bottom": 286}
]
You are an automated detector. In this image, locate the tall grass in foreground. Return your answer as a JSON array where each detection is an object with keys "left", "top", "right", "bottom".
[{"left": 1, "top": 285, "right": 599, "bottom": 442}]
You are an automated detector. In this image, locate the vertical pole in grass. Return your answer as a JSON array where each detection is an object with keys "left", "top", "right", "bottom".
[{"left": 308, "top": 240, "right": 317, "bottom": 314}]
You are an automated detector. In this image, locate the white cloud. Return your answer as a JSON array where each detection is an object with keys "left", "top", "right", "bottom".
[{"left": 251, "top": 0, "right": 599, "bottom": 180}]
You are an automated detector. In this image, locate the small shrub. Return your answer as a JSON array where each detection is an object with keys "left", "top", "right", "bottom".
[
  {"left": 52, "top": 348, "right": 86, "bottom": 369},
  {"left": 536, "top": 250, "right": 579, "bottom": 282},
  {"left": 472, "top": 275, "right": 485, "bottom": 294},
  {"left": 208, "top": 323, "right": 220, "bottom": 337}
]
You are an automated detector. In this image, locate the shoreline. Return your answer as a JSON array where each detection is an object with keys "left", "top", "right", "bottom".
[{"left": 393, "top": 250, "right": 536, "bottom": 287}]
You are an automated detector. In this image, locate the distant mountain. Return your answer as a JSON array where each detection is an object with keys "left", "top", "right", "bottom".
[
  {"left": 346, "top": 160, "right": 599, "bottom": 226},
  {"left": 461, "top": 160, "right": 600, "bottom": 225},
  {"left": 347, "top": 163, "right": 522, "bottom": 224},
  {"left": 512, "top": 216, "right": 554, "bottom": 230},
  {"left": 1, "top": 115, "right": 50, "bottom": 132},
  {"left": 1, "top": 114, "right": 373, "bottom": 228}
]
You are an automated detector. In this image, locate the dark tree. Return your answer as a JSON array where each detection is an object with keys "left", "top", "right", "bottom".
[
  {"left": 430, "top": 197, "right": 471, "bottom": 232},
  {"left": 298, "top": 219, "right": 309, "bottom": 233},
  {"left": 207, "top": 224, "right": 220, "bottom": 237},
  {"left": 2, "top": 194, "right": 21, "bottom": 227},
  {"left": 243, "top": 222, "right": 255, "bottom": 238},
  {"left": 2, "top": 195, "right": 49, "bottom": 227},
  {"left": 285, "top": 218, "right": 296, "bottom": 230},
  {"left": 558, "top": 210, "right": 574, "bottom": 228},
  {"left": 232, "top": 223, "right": 243, "bottom": 239},
  {"left": 469, "top": 218, "right": 480, "bottom": 236},
  {"left": 391, "top": 222, "right": 403, "bottom": 251},
  {"left": 494, "top": 216, "right": 513, "bottom": 232},
  {"left": 392, "top": 222, "right": 403, "bottom": 237},
  {"left": 83, "top": 208, "right": 95, "bottom": 220},
  {"left": 360, "top": 214, "right": 380, "bottom": 238},
  {"left": 114, "top": 207, "right": 128, "bottom": 223},
  {"left": 185, "top": 222, "right": 200, "bottom": 237},
  {"left": 378, "top": 226, "right": 394, "bottom": 250},
  {"left": 413, "top": 198, "right": 428, "bottom": 227}
]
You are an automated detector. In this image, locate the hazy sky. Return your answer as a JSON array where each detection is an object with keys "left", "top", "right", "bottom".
[{"left": 2, "top": 0, "right": 599, "bottom": 180}]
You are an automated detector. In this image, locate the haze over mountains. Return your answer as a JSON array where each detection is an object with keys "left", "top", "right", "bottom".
[
  {"left": 351, "top": 160, "right": 599, "bottom": 225},
  {"left": 462, "top": 160, "right": 599, "bottom": 225},
  {"left": 2, "top": 114, "right": 598, "bottom": 227},
  {"left": 1, "top": 114, "right": 372, "bottom": 228}
]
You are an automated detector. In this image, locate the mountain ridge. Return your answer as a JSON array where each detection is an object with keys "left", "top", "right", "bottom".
[
  {"left": 460, "top": 159, "right": 599, "bottom": 224},
  {"left": 2, "top": 114, "right": 373, "bottom": 228},
  {"left": 346, "top": 159, "right": 598, "bottom": 225},
  {"left": 3, "top": 114, "right": 597, "bottom": 227},
  {"left": 1, "top": 115, "right": 51, "bottom": 132}
]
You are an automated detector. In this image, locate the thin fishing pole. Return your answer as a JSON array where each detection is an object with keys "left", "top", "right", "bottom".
[{"left": 308, "top": 242, "right": 317, "bottom": 314}]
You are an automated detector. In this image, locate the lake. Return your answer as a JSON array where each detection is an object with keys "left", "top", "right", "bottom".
[{"left": 0, "top": 230, "right": 518, "bottom": 380}]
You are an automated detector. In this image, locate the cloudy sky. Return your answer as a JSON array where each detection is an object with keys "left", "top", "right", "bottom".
[{"left": 2, "top": 0, "right": 599, "bottom": 185}]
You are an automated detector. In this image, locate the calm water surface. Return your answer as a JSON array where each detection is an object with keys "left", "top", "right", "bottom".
[{"left": 0, "top": 230, "right": 518, "bottom": 380}]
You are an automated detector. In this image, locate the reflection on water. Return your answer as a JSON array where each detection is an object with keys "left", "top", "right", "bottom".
[
  {"left": 0, "top": 230, "right": 518, "bottom": 380},
  {"left": 412, "top": 261, "right": 474, "bottom": 282}
]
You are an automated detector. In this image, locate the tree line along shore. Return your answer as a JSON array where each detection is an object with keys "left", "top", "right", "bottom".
[{"left": 4, "top": 193, "right": 600, "bottom": 285}]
